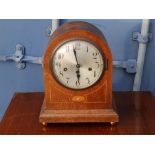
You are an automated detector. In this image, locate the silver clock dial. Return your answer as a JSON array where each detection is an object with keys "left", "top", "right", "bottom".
[{"left": 51, "top": 40, "right": 105, "bottom": 89}]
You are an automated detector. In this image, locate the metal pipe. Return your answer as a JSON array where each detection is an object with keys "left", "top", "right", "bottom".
[
  {"left": 51, "top": 19, "right": 60, "bottom": 34},
  {"left": 133, "top": 19, "right": 150, "bottom": 91}
]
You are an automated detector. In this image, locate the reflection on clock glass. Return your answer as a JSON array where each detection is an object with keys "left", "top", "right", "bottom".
[{"left": 51, "top": 40, "right": 105, "bottom": 89}]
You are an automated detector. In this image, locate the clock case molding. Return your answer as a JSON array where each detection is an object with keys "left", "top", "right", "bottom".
[{"left": 39, "top": 21, "right": 119, "bottom": 124}]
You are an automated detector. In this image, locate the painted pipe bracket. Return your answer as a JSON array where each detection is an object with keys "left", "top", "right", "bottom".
[
  {"left": 0, "top": 44, "right": 42, "bottom": 70},
  {"left": 132, "top": 32, "right": 152, "bottom": 44},
  {"left": 113, "top": 59, "right": 137, "bottom": 73},
  {"left": 46, "top": 25, "right": 53, "bottom": 37}
]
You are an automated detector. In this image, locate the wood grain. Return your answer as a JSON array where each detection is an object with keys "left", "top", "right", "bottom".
[{"left": 0, "top": 91, "right": 155, "bottom": 135}]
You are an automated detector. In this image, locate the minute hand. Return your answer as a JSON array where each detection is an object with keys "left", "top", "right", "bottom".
[
  {"left": 73, "top": 48, "right": 80, "bottom": 66},
  {"left": 73, "top": 48, "right": 80, "bottom": 84}
]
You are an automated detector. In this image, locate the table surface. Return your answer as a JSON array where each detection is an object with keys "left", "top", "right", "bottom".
[{"left": 0, "top": 91, "right": 155, "bottom": 135}]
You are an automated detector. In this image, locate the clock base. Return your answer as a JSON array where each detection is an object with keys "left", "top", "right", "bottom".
[{"left": 39, "top": 101, "right": 119, "bottom": 124}]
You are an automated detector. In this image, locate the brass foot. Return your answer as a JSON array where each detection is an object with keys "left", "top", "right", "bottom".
[
  {"left": 110, "top": 122, "right": 116, "bottom": 125},
  {"left": 42, "top": 122, "right": 47, "bottom": 126}
]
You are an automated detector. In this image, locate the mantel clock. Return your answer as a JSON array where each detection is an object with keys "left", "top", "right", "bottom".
[{"left": 39, "top": 21, "right": 119, "bottom": 125}]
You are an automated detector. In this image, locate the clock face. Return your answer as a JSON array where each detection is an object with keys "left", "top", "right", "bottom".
[{"left": 50, "top": 40, "right": 105, "bottom": 89}]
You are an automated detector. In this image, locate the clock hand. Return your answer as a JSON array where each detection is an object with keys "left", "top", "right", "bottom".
[
  {"left": 76, "top": 70, "right": 80, "bottom": 84},
  {"left": 73, "top": 47, "right": 80, "bottom": 84},
  {"left": 73, "top": 48, "right": 80, "bottom": 67}
]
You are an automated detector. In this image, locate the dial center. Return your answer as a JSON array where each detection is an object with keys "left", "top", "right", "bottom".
[{"left": 76, "top": 64, "right": 80, "bottom": 68}]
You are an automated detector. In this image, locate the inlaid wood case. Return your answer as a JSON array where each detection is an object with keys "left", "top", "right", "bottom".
[{"left": 39, "top": 21, "right": 119, "bottom": 125}]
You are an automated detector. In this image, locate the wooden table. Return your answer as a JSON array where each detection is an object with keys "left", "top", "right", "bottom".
[{"left": 0, "top": 91, "right": 155, "bottom": 135}]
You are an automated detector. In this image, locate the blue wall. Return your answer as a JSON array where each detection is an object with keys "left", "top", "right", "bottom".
[{"left": 0, "top": 19, "right": 154, "bottom": 119}]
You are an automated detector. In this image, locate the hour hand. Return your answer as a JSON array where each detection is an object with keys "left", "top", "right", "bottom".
[{"left": 76, "top": 70, "right": 80, "bottom": 84}]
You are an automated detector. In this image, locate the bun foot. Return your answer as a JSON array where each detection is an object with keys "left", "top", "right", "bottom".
[
  {"left": 42, "top": 122, "right": 47, "bottom": 126},
  {"left": 110, "top": 122, "right": 116, "bottom": 125}
]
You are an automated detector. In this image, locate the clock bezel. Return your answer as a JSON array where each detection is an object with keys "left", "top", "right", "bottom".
[{"left": 49, "top": 38, "right": 107, "bottom": 90}]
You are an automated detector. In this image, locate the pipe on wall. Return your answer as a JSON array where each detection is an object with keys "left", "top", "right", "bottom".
[
  {"left": 51, "top": 19, "right": 60, "bottom": 34},
  {"left": 133, "top": 19, "right": 150, "bottom": 91}
]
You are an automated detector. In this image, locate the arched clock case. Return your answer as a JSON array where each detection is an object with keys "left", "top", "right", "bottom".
[{"left": 39, "top": 21, "right": 119, "bottom": 125}]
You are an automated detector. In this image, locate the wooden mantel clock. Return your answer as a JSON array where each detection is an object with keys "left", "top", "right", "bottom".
[{"left": 39, "top": 21, "right": 119, "bottom": 125}]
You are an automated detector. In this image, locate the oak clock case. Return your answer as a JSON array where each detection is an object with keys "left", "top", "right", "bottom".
[{"left": 39, "top": 21, "right": 119, "bottom": 125}]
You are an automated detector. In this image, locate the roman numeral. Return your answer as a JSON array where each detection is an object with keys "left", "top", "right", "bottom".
[
  {"left": 58, "top": 54, "right": 61, "bottom": 59},
  {"left": 93, "top": 52, "right": 98, "bottom": 56},
  {"left": 55, "top": 62, "right": 61, "bottom": 68},
  {"left": 75, "top": 42, "right": 80, "bottom": 50},
  {"left": 75, "top": 81, "right": 80, "bottom": 86},
  {"left": 66, "top": 46, "right": 69, "bottom": 52},
  {"left": 59, "top": 71, "right": 63, "bottom": 77},
  {"left": 87, "top": 46, "right": 88, "bottom": 52},
  {"left": 86, "top": 77, "right": 90, "bottom": 84},
  {"left": 57, "top": 53, "right": 64, "bottom": 59},
  {"left": 94, "top": 71, "right": 96, "bottom": 77},
  {"left": 66, "top": 77, "right": 70, "bottom": 84},
  {"left": 95, "top": 62, "right": 100, "bottom": 68}
]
